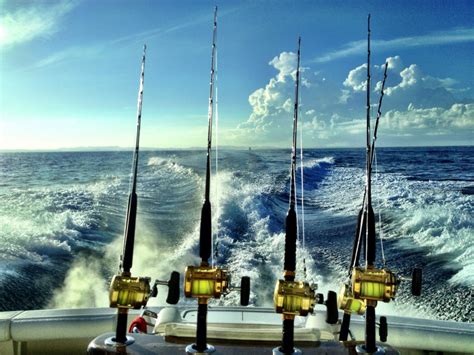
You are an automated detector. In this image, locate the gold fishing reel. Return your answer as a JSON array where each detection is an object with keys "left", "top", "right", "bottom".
[
  {"left": 351, "top": 267, "right": 399, "bottom": 303},
  {"left": 184, "top": 265, "right": 250, "bottom": 305},
  {"left": 110, "top": 270, "right": 181, "bottom": 309},
  {"left": 337, "top": 283, "right": 367, "bottom": 315},
  {"left": 184, "top": 265, "right": 229, "bottom": 299},
  {"left": 109, "top": 275, "right": 151, "bottom": 309},
  {"left": 274, "top": 279, "right": 316, "bottom": 317}
]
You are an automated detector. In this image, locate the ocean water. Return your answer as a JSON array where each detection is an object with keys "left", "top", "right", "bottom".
[{"left": 0, "top": 147, "right": 472, "bottom": 322}]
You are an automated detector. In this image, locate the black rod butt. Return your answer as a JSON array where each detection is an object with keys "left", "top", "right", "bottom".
[
  {"left": 365, "top": 305, "right": 377, "bottom": 353},
  {"left": 339, "top": 312, "right": 351, "bottom": 341}
]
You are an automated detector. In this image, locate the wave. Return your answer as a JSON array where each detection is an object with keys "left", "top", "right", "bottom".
[
  {"left": 300, "top": 156, "right": 335, "bottom": 169},
  {"left": 49, "top": 156, "right": 204, "bottom": 308},
  {"left": 0, "top": 180, "right": 120, "bottom": 264},
  {"left": 310, "top": 164, "right": 474, "bottom": 291},
  {"left": 3, "top": 149, "right": 470, "bottom": 322}
]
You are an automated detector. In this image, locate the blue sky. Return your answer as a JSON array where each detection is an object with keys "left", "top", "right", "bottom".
[{"left": 0, "top": 0, "right": 473, "bottom": 149}]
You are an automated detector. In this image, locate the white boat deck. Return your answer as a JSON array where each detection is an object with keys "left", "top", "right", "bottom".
[{"left": 0, "top": 305, "right": 472, "bottom": 354}]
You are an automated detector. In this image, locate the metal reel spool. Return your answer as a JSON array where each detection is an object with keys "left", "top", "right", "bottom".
[{"left": 273, "top": 280, "right": 316, "bottom": 317}]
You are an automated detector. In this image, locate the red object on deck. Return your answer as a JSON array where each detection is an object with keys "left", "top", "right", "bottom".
[{"left": 129, "top": 316, "right": 148, "bottom": 333}]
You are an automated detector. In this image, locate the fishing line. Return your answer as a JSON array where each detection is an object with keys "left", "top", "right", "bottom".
[
  {"left": 352, "top": 191, "right": 367, "bottom": 271},
  {"left": 294, "top": 164, "right": 299, "bottom": 236},
  {"left": 213, "top": 48, "right": 219, "bottom": 266},
  {"left": 364, "top": 23, "right": 371, "bottom": 269},
  {"left": 374, "top": 150, "right": 386, "bottom": 266},
  {"left": 298, "top": 97, "right": 307, "bottom": 279}
]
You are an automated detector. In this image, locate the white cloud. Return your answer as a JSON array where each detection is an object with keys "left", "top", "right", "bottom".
[
  {"left": 31, "top": 45, "right": 102, "bottom": 69},
  {"left": 0, "top": 0, "right": 79, "bottom": 48},
  {"left": 343, "top": 63, "right": 367, "bottom": 92},
  {"left": 313, "top": 28, "right": 474, "bottom": 63},
  {"left": 343, "top": 57, "right": 461, "bottom": 111},
  {"left": 383, "top": 103, "right": 474, "bottom": 133},
  {"left": 237, "top": 50, "right": 473, "bottom": 147},
  {"left": 385, "top": 55, "right": 402, "bottom": 71},
  {"left": 240, "top": 52, "right": 298, "bottom": 131},
  {"left": 269, "top": 52, "right": 297, "bottom": 81}
]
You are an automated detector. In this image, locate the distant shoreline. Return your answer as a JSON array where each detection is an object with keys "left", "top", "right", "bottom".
[{"left": 0, "top": 145, "right": 472, "bottom": 153}]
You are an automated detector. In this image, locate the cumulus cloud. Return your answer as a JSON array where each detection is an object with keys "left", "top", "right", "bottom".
[
  {"left": 382, "top": 103, "right": 474, "bottom": 133},
  {"left": 384, "top": 64, "right": 457, "bottom": 96},
  {"left": 239, "top": 50, "right": 342, "bottom": 143},
  {"left": 240, "top": 52, "right": 298, "bottom": 132},
  {"left": 269, "top": 52, "right": 297, "bottom": 81},
  {"left": 343, "top": 56, "right": 461, "bottom": 111},
  {"left": 343, "top": 63, "right": 368, "bottom": 92},
  {"left": 0, "top": 0, "right": 79, "bottom": 48},
  {"left": 235, "top": 50, "right": 472, "bottom": 147}
]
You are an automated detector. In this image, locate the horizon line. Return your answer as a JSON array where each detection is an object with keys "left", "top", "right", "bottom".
[{"left": 1, "top": 144, "right": 472, "bottom": 153}]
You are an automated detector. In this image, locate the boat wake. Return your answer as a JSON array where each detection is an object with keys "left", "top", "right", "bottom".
[{"left": 0, "top": 149, "right": 472, "bottom": 322}]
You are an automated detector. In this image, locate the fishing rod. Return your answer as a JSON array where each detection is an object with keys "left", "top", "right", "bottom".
[
  {"left": 184, "top": 7, "right": 250, "bottom": 354},
  {"left": 92, "top": 45, "right": 180, "bottom": 350},
  {"left": 273, "top": 37, "right": 337, "bottom": 355},
  {"left": 337, "top": 16, "right": 422, "bottom": 352}
]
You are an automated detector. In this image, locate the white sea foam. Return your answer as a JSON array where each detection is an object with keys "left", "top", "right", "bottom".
[
  {"left": 313, "top": 164, "right": 474, "bottom": 288},
  {"left": 298, "top": 156, "right": 335, "bottom": 170},
  {"left": 147, "top": 156, "right": 198, "bottom": 180},
  {"left": 48, "top": 257, "right": 109, "bottom": 309},
  {"left": 0, "top": 178, "right": 121, "bottom": 269},
  {"left": 49, "top": 158, "right": 203, "bottom": 308},
  {"left": 147, "top": 157, "right": 168, "bottom": 166}
]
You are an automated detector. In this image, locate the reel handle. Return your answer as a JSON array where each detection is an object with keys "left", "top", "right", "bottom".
[
  {"left": 399, "top": 267, "right": 422, "bottom": 296},
  {"left": 229, "top": 276, "right": 251, "bottom": 306},
  {"left": 151, "top": 271, "right": 181, "bottom": 304},
  {"left": 411, "top": 268, "right": 422, "bottom": 296},
  {"left": 379, "top": 316, "right": 388, "bottom": 342},
  {"left": 240, "top": 276, "right": 250, "bottom": 306},
  {"left": 324, "top": 291, "right": 339, "bottom": 324}
]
